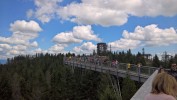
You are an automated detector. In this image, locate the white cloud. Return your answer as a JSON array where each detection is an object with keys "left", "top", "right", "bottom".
[
  {"left": 53, "top": 32, "right": 83, "bottom": 44},
  {"left": 108, "top": 39, "right": 141, "bottom": 51},
  {"left": 51, "top": 25, "right": 101, "bottom": 54},
  {"left": 58, "top": 3, "right": 128, "bottom": 26},
  {"left": 131, "top": 0, "right": 177, "bottom": 17},
  {"left": 0, "top": 20, "right": 42, "bottom": 46},
  {"left": 73, "top": 42, "right": 96, "bottom": 54},
  {"left": 0, "top": 44, "right": 27, "bottom": 57},
  {"left": 27, "top": 9, "right": 34, "bottom": 18},
  {"left": 109, "top": 24, "right": 177, "bottom": 51},
  {"left": 10, "top": 20, "right": 42, "bottom": 33},
  {"left": 58, "top": 0, "right": 177, "bottom": 26},
  {"left": 0, "top": 37, "right": 26, "bottom": 45},
  {"left": 53, "top": 25, "right": 101, "bottom": 44},
  {"left": 48, "top": 44, "right": 67, "bottom": 53},
  {"left": 73, "top": 25, "right": 101, "bottom": 41},
  {"left": 12, "top": 45, "right": 27, "bottom": 51},
  {"left": 9, "top": 49, "right": 24, "bottom": 55},
  {"left": 33, "top": 48, "right": 43, "bottom": 53},
  {"left": 27, "top": 0, "right": 62, "bottom": 23},
  {"left": 0, "top": 20, "right": 42, "bottom": 59},
  {"left": 28, "top": 0, "right": 177, "bottom": 26},
  {"left": 0, "top": 48, "right": 3, "bottom": 52},
  {"left": 0, "top": 44, "right": 12, "bottom": 50},
  {"left": 123, "top": 24, "right": 177, "bottom": 46},
  {"left": 32, "top": 48, "right": 48, "bottom": 54},
  {"left": 31, "top": 41, "right": 38, "bottom": 47}
]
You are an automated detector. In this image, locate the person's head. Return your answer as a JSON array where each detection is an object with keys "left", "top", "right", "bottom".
[
  {"left": 151, "top": 72, "right": 177, "bottom": 97},
  {"left": 158, "top": 67, "right": 165, "bottom": 73},
  {"left": 171, "top": 63, "right": 177, "bottom": 71}
]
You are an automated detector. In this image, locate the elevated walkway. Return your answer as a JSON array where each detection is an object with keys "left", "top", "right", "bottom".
[
  {"left": 64, "top": 57, "right": 157, "bottom": 82},
  {"left": 64, "top": 57, "right": 159, "bottom": 100}
]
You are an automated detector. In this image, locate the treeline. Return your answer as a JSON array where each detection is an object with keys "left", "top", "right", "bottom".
[
  {"left": 107, "top": 49, "right": 177, "bottom": 68},
  {"left": 108, "top": 49, "right": 146, "bottom": 65},
  {"left": 0, "top": 53, "right": 138, "bottom": 100},
  {"left": 152, "top": 54, "right": 177, "bottom": 68},
  {"left": 1, "top": 50, "right": 176, "bottom": 100}
]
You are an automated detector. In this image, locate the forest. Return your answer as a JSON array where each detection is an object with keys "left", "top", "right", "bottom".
[{"left": 0, "top": 50, "right": 177, "bottom": 100}]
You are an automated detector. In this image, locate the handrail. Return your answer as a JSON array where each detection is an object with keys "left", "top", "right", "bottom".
[
  {"left": 131, "top": 70, "right": 158, "bottom": 100},
  {"left": 64, "top": 57, "right": 157, "bottom": 75},
  {"left": 64, "top": 60, "right": 157, "bottom": 82}
]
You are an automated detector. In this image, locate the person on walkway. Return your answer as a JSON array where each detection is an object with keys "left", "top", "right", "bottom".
[
  {"left": 171, "top": 63, "right": 177, "bottom": 71},
  {"left": 158, "top": 67, "right": 165, "bottom": 73},
  {"left": 144, "top": 72, "right": 177, "bottom": 100},
  {"left": 168, "top": 63, "right": 177, "bottom": 80},
  {"left": 127, "top": 63, "right": 131, "bottom": 69},
  {"left": 126, "top": 63, "right": 131, "bottom": 75},
  {"left": 115, "top": 60, "right": 118, "bottom": 65}
]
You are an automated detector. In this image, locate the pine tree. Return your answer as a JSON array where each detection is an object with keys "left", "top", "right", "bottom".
[
  {"left": 122, "top": 76, "right": 137, "bottom": 100},
  {"left": 152, "top": 54, "right": 160, "bottom": 67}
]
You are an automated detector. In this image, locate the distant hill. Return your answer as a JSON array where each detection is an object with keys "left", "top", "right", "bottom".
[{"left": 0, "top": 59, "right": 7, "bottom": 64}]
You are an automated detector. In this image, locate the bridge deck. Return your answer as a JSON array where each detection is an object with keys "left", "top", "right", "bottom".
[{"left": 64, "top": 59, "right": 157, "bottom": 82}]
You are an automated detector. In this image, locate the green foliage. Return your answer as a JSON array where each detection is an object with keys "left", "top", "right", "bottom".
[
  {"left": 98, "top": 74, "right": 121, "bottom": 100},
  {"left": 0, "top": 71, "right": 12, "bottom": 100},
  {"left": 0, "top": 53, "right": 124, "bottom": 100},
  {"left": 3, "top": 49, "right": 174, "bottom": 100},
  {"left": 152, "top": 54, "right": 160, "bottom": 67},
  {"left": 122, "top": 76, "right": 137, "bottom": 100},
  {"left": 108, "top": 49, "right": 146, "bottom": 66},
  {"left": 99, "top": 86, "right": 119, "bottom": 100}
]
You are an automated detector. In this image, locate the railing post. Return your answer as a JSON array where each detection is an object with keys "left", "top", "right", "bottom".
[
  {"left": 116, "top": 63, "right": 119, "bottom": 77},
  {"left": 101, "top": 65, "right": 102, "bottom": 72},
  {"left": 139, "top": 67, "right": 141, "bottom": 83},
  {"left": 95, "top": 64, "right": 96, "bottom": 71},
  {"left": 73, "top": 61, "right": 74, "bottom": 68},
  {"left": 84, "top": 62, "right": 86, "bottom": 69},
  {"left": 109, "top": 67, "right": 111, "bottom": 74},
  {"left": 137, "top": 63, "right": 141, "bottom": 83},
  {"left": 148, "top": 67, "right": 151, "bottom": 75}
]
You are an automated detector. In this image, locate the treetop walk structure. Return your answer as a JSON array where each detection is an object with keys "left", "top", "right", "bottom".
[
  {"left": 64, "top": 56, "right": 159, "bottom": 100},
  {"left": 64, "top": 57, "right": 157, "bottom": 83}
]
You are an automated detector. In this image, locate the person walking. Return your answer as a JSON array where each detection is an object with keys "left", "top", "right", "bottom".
[
  {"left": 127, "top": 63, "right": 131, "bottom": 69},
  {"left": 144, "top": 72, "right": 177, "bottom": 100}
]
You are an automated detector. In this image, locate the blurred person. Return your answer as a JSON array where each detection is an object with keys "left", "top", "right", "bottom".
[
  {"left": 169, "top": 63, "right": 177, "bottom": 80},
  {"left": 127, "top": 63, "right": 131, "bottom": 69},
  {"left": 158, "top": 67, "right": 165, "bottom": 73},
  {"left": 144, "top": 73, "right": 177, "bottom": 100}
]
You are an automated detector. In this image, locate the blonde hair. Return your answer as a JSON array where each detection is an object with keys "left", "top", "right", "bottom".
[{"left": 151, "top": 72, "right": 177, "bottom": 97}]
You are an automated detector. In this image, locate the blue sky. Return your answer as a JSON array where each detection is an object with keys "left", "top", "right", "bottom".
[{"left": 0, "top": 0, "right": 177, "bottom": 60}]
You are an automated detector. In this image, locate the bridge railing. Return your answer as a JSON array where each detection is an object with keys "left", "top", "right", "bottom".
[
  {"left": 118, "top": 63, "right": 127, "bottom": 70},
  {"left": 64, "top": 57, "right": 157, "bottom": 77},
  {"left": 115, "top": 63, "right": 157, "bottom": 76}
]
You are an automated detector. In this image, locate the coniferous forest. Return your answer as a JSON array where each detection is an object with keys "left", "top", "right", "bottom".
[{"left": 0, "top": 50, "right": 177, "bottom": 100}]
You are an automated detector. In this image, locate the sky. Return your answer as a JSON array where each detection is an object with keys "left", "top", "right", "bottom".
[{"left": 0, "top": 0, "right": 177, "bottom": 60}]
